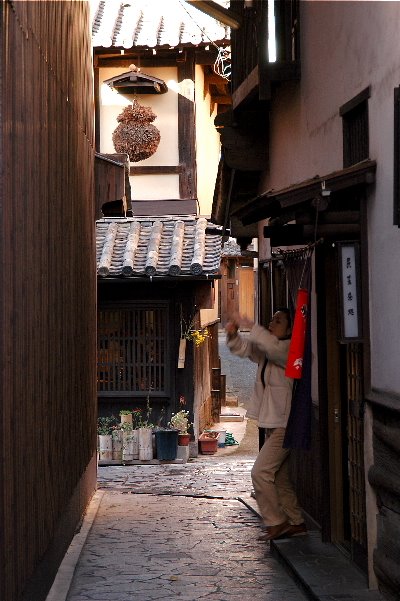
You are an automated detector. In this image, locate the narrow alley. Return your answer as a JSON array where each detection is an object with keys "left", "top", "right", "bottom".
[
  {"left": 45, "top": 332, "right": 385, "bottom": 601},
  {"left": 46, "top": 333, "right": 311, "bottom": 601}
]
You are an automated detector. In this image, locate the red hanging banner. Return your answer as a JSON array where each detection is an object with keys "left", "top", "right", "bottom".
[{"left": 285, "top": 288, "right": 309, "bottom": 379}]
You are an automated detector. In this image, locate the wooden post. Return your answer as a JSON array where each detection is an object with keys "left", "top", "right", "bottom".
[
  {"left": 220, "top": 374, "right": 226, "bottom": 406},
  {"left": 212, "top": 367, "right": 221, "bottom": 390},
  {"left": 211, "top": 389, "right": 220, "bottom": 424}
]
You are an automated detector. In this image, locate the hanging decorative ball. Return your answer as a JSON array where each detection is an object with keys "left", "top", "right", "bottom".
[{"left": 112, "top": 99, "right": 161, "bottom": 162}]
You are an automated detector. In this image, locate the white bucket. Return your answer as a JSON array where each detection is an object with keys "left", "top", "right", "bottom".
[
  {"left": 112, "top": 429, "right": 123, "bottom": 460},
  {"left": 132, "top": 430, "right": 139, "bottom": 459},
  {"left": 122, "top": 430, "right": 134, "bottom": 461},
  {"left": 217, "top": 430, "right": 227, "bottom": 447},
  {"left": 138, "top": 427, "right": 153, "bottom": 460},
  {"left": 99, "top": 434, "right": 113, "bottom": 460}
]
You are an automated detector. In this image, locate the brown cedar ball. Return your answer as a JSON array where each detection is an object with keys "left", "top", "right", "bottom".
[{"left": 112, "top": 99, "right": 161, "bottom": 162}]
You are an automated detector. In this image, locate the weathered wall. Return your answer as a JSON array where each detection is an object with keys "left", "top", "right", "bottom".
[
  {"left": 0, "top": 2, "right": 97, "bottom": 600},
  {"left": 261, "top": 2, "right": 400, "bottom": 594},
  {"left": 194, "top": 63, "right": 221, "bottom": 217},
  {"left": 99, "top": 65, "right": 180, "bottom": 200},
  {"left": 263, "top": 1, "right": 400, "bottom": 394},
  {"left": 98, "top": 62, "right": 221, "bottom": 214}
]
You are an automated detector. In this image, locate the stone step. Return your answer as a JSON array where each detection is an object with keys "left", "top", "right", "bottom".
[
  {"left": 219, "top": 413, "right": 244, "bottom": 422},
  {"left": 272, "top": 532, "right": 385, "bottom": 601},
  {"left": 224, "top": 394, "right": 239, "bottom": 407}
]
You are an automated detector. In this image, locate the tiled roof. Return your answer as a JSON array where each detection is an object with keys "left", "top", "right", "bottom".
[
  {"left": 96, "top": 216, "right": 222, "bottom": 278},
  {"left": 91, "top": 0, "right": 230, "bottom": 49},
  {"left": 221, "top": 238, "right": 255, "bottom": 256}
]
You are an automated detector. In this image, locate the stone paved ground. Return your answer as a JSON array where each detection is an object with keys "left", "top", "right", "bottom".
[
  {"left": 62, "top": 332, "right": 310, "bottom": 601},
  {"left": 97, "top": 458, "right": 255, "bottom": 498},
  {"left": 66, "top": 457, "right": 308, "bottom": 601}
]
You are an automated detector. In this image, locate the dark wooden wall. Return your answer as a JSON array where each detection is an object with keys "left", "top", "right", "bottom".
[
  {"left": 0, "top": 2, "right": 97, "bottom": 600},
  {"left": 368, "top": 403, "right": 400, "bottom": 600}
]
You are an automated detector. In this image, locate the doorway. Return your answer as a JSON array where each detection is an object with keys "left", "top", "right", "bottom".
[
  {"left": 219, "top": 257, "right": 255, "bottom": 326},
  {"left": 319, "top": 243, "right": 367, "bottom": 571}
]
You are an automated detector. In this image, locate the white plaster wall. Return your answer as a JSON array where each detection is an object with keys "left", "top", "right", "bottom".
[
  {"left": 263, "top": 1, "right": 400, "bottom": 395},
  {"left": 99, "top": 66, "right": 180, "bottom": 199},
  {"left": 195, "top": 64, "right": 221, "bottom": 217},
  {"left": 99, "top": 64, "right": 222, "bottom": 208}
]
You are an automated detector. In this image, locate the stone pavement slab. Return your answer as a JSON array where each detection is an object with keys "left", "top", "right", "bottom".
[
  {"left": 97, "top": 458, "right": 255, "bottom": 499},
  {"left": 65, "top": 489, "right": 309, "bottom": 601}
]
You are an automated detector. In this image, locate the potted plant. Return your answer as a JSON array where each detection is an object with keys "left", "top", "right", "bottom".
[
  {"left": 169, "top": 409, "right": 191, "bottom": 446},
  {"left": 120, "top": 421, "right": 137, "bottom": 461},
  {"left": 111, "top": 424, "right": 123, "bottom": 461},
  {"left": 119, "top": 409, "right": 133, "bottom": 426},
  {"left": 138, "top": 397, "right": 154, "bottom": 461},
  {"left": 198, "top": 430, "right": 219, "bottom": 455},
  {"left": 97, "top": 416, "right": 116, "bottom": 460}
]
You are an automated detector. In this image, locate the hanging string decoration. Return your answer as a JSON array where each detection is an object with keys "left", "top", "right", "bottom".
[
  {"left": 112, "top": 99, "right": 161, "bottom": 162},
  {"left": 214, "top": 46, "right": 231, "bottom": 81}
]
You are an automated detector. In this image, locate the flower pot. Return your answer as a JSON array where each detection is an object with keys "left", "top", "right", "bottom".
[
  {"left": 99, "top": 434, "right": 113, "bottom": 460},
  {"left": 198, "top": 433, "right": 218, "bottom": 455},
  {"left": 155, "top": 429, "right": 178, "bottom": 460},
  {"left": 178, "top": 433, "right": 190, "bottom": 446},
  {"left": 131, "top": 429, "right": 139, "bottom": 459},
  {"left": 112, "top": 429, "right": 123, "bottom": 460},
  {"left": 138, "top": 427, "right": 153, "bottom": 460},
  {"left": 120, "top": 413, "right": 133, "bottom": 426},
  {"left": 122, "top": 430, "right": 134, "bottom": 461}
]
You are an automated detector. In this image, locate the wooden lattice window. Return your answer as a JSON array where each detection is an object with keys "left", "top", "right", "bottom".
[
  {"left": 340, "top": 87, "right": 370, "bottom": 168},
  {"left": 97, "top": 304, "right": 168, "bottom": 395}
]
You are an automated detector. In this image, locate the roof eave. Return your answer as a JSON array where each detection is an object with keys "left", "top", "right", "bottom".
[{"left": 235, "top": 159, "right": 377, "bottom": 226}]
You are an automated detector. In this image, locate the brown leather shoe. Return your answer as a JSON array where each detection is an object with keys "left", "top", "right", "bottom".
[
  {"left": 282, "top": 523, "right": 308, "bottom": 537},
  {"left": 257, "top": 521, "right": 290, "bottom": 541}
]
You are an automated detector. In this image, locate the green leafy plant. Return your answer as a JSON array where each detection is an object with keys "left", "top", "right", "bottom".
[
  {"left": 97, "top": 416, "right": 118, "bottom": 435},
  {"left": 120, "top": 421, "right": 133, "bottom": 432},
  {"left": 180, "top": 306, "right": 210, "bottom": 347},
  {"left": 169, "top": 409, "right": 191, "bottom": 434},
  {"left": 137, "top": 395, "right": 154, "bottom": 429},
  {"left": 119, "top": 409, "right": 132, "bottom": 415}
]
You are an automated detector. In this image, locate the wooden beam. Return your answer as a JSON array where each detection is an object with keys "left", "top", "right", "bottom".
[
  {"left": 130, "top": 165, "right": 182, "bottom": 176},
  {"left": 205, "top": 72, "right": 229, "bottom": 85},
  {"left": 95, "top": 48, "right": 221, "bottom": 69},
  {"left": 236, "top": 160, "right": 377, "bottom": 225},
  {"left": 232, "top": 66, "right": 260, "bottom": 110},
  {"left": 210, "top": 95, "right": 231, "bottom": 105},
  {"left": 185, "top": 0, "right": 242, "bottom": 29},
  {"left": 178, "top": 49, "right": 197, "bottom": 198}
]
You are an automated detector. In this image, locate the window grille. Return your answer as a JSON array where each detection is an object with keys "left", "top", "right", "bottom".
[
  {"left": 97, "top": 305, "right": 168, "bottom": 395},
  {"left": 340, "top": 87, "right": 370, "bottom": 168}
]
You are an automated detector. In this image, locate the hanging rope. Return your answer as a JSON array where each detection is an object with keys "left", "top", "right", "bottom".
[{"left": 178, "top": 0, "right": 231, "bottom": 81}]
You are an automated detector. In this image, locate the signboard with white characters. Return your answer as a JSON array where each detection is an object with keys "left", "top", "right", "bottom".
[{"left": 338, "top": 242, "right": 362, "bottom": 341}]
